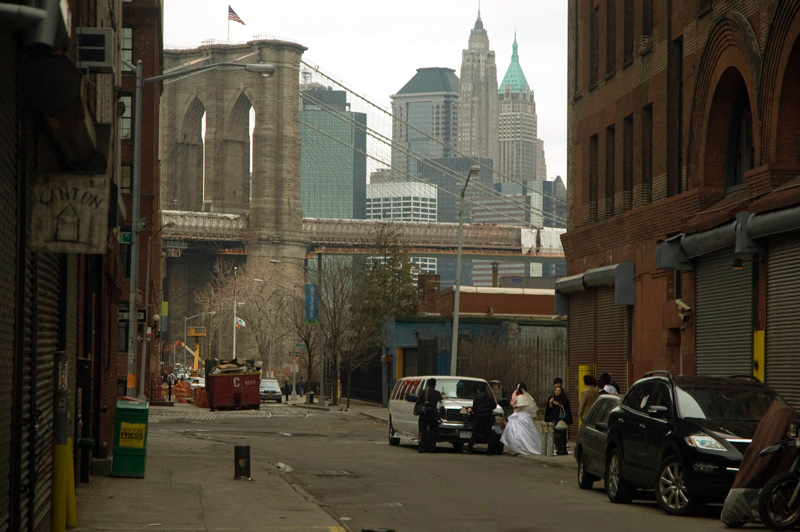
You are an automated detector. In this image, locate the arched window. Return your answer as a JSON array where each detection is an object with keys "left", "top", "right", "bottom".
[{"left": 726, "top": 85, "right": 753, "bottom": 190}]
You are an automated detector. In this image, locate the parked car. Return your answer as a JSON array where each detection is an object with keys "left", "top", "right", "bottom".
[
  {"left": 387, "top": 375, "right": 505, "bottom": 451},
  {"left": 259, "top": 379, "right": 282, "bottom": 403},
  {"left": 189, "top": 377, "right": 205, "bottom": 389},
  {"left": 574, "top": 394, "right": 623, "bottom": 489},
  {"left": 604, "top": 371, "right": 786, "bottom": 516}
]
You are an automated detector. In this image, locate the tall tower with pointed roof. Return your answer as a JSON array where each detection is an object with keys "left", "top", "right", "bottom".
[
  {"left": 457, "top": 8, "right": 499, "bottom": 179},
  {"left": 498, "top": 34, "right": 547, "bottom": 183}
]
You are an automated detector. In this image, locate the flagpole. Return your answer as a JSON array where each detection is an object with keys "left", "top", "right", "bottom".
[{"left": 232, "top": 266, "right": 237, "bottom": 359}]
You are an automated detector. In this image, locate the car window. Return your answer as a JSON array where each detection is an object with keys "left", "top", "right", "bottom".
[
  {"left": 647, "top": 382, "right": 672, "bottom": 410},
  {"left": 623, "top": 381, "right": 656, "bottom": 413},
  {"left": 437, "top": 379, "right": 486, "bottom": 399},
  {"left": 584, "top": 399, "right": 605, "bottom": 425},
  {"left": 675, "top": 384, "right": 783, "bottom": 420}
]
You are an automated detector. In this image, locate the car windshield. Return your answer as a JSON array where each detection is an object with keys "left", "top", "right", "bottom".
[
  {"left": 437, "top": 379, "right": 488, "bottom": 400},
  {"left": 675, "top": 384, "right": 784, "bottom": 420}
]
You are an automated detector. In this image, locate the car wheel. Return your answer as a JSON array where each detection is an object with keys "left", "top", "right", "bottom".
[
  {"left": 577, "top": 454, "right": 596, "bottom": 489},
  {"left": 388, "top": 418, "right": 400, "bottom": 446},
  {"left": 277, "top": 398, "right": 282, "bottom": 403},
  {"left": 655, "top": 456, "right": 700, "bottom": 516},
  {"left": 605, "top": 447, "right": 633, "bottom": 503},
  {"left": 452, "top": 442, "right": 464, "bottom": 451}
]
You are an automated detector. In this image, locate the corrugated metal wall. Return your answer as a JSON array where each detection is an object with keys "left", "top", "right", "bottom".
[
  {"left": 0, "top": 30, "right": 18, "bottom": 532},
  {"left": 766, "top": 236, "right": 800, "bottom": 409},
  {"left": 596, "top": 288, "right": 630, "bottom": 392},
  {"left": 695, "top": 250, "right": 753, "bottom": 376}
]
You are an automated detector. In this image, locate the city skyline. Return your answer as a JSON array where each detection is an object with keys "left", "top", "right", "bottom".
[{"left": 162, "top": 1, "right": 568, "bottom": 185}]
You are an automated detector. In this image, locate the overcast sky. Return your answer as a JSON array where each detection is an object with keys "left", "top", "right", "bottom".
[{"left": 163, "top": 1, "right": 569, "bottom": 185}]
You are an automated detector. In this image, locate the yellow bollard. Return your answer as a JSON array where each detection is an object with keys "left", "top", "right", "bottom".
[
  {"left": 52, "top": 441, "right": 68, "bottom": 532},
  {"left": 66, "top": 438, "right": 77, "bottom": 528}
]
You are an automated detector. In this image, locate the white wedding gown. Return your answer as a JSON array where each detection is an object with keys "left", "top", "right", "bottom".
[{"left": 500, "top": 393, "right": 542, "bottom": 455}]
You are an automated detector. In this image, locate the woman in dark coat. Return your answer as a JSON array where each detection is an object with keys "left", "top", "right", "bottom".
[{"left": 545, "top": 384, "right": 573, "bottom": 455}]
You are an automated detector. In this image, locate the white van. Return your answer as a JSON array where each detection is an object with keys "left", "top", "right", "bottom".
[{"left": 388, "top": 375, "right": 505, "bottom": 451}]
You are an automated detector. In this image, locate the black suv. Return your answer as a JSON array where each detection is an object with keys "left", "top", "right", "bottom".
[{"left": 604, "top": 371, "right": 785, "bottom": 516}]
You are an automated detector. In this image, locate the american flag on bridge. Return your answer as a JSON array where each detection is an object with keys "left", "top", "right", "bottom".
[{"left": 228, "top": 5, "right": 245, "bottom": 25}]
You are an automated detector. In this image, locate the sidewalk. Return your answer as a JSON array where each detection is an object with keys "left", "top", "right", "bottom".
[{"left": 73, "top": 402, "right": 347, "bottom": 532}]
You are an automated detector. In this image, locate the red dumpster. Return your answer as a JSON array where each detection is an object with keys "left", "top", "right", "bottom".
[{"left": 206, "top": 372, "right": 260, "bottom": 410}]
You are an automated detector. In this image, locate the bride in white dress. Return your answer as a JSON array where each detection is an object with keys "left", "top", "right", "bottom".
[{"left": 501, "top": 383, "right": 542, "bottom": 455}]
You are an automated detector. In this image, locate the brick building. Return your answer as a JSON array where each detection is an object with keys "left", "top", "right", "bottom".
[
  {"left": 0, "top": 0, "right": 162, "bottom": 528},
  {"left": 559, "top": 0, "right": 800, "bottom": 409}
]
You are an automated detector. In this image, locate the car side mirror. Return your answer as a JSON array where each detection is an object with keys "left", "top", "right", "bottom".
[
  {"left": 595, "top": 421, "right": 608, "bottom": 432},
  {"left": 648, "top": 405, "right": 669, "bottom": 418},
  {"left": 406, "top": 393, "right": 419, "bottom": 403}
]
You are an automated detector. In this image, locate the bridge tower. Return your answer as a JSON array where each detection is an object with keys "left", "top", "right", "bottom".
[{"left": 161, "top": 39, "right": 309, "bottom": 356}]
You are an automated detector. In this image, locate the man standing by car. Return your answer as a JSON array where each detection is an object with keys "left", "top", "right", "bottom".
[
  {"left": 167, "top": 371, "right": 176, "bottom": 402},
  {"left": 467, "top": 383, "right": 497, "bottom": 455},
  {"left": 416, "top": 378, "right": 443, "bottom": 453},
  {"left": 578, "top": 375, "right": 600, "bottom": 424}
]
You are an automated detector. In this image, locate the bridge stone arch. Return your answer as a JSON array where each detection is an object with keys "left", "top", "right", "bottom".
[{"left": 162, "top": 39, "right": 309, "bottom": 355}]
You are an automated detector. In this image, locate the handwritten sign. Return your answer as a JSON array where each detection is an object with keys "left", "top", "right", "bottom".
[{"left": 31, "top": 174, "right": 109, "bottom": 254}]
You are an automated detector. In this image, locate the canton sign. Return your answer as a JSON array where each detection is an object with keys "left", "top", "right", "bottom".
[{"left": 31, "top": 174, "right": 109, "bottom": 254}]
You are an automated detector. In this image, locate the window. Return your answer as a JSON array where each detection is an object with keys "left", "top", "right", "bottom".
[
  {"left": 667, "top": 38, "right": 684, "bottom": 196},
  {"left": 118, "top": 315, "right": 128, "bottom": 352},
  {"left": 573, "top": 1, "right": 580, "bottom": 95},
  {"left": 122, "top": 27, "right": 133, "bottom": 71},
  {"left": 121, "top": 163, "right": 132, "bottom": 193},
  {"left": 605, "top": 124, "right": 616, "bottom": 214},
  {"left": 623, "top": 114, "right": 633, "bottom": 204},
  {"left": 642, "top": 0, "right": 653, "bottom": 40},
  {"left": 590, "top": 5, "right": 599, "bottom": 87},
  {"left": 120, "top": 95, "right": 132, "bottom": 140},
  {"left": 606, "top": 0, "right": 616, "bottom": 77},
  {"left": 623, "top": 0, "right": 634, "bottom": 66},
  {"left": 642, "top": 104, "right": 653, "bottom": 192},
  {"left": 590, "top": 134, "right": 599, "bottom": 206},
  {"left": 727, "top": 87, "right": 753, "bottom": 190},
  {"left": 120, "top": 242, "right": 131, "bottom": 278}
]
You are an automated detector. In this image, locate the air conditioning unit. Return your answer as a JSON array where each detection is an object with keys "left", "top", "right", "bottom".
[{"left": 76, "top": 28, "right": 114, "bottom": 72}]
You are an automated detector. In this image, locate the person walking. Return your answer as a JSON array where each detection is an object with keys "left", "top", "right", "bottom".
[
  {"left": 298, "top": 378, "right": 306, "bottom": 397},
  {"left": 578, "top": 375, "right": 600, "bottom": 423},
  {"left": 546, "top": 384, "right": 573, "bottom": 455},
  {"left": 416, "top": 378, "right": 443, "bottom": 453},
  {"left": 466, "top": 383, "right": 497, "bottom": 455},
  {"left": 282, "top": 381, "right": 292, "bottom": 402},
  {"left": 500, "top": 383, "right": 542, "bottom": 455},
  {"left": 167, "top": 371, "right": 176, "bottom": 401}
]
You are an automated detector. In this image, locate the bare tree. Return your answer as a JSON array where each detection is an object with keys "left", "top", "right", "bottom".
[{"left": 319, "top": 222, "right": 419, "bottom": 408}]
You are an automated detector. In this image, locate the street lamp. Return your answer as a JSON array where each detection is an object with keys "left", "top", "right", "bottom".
[
  {"left": 450, "top": 164, "right": 481, "bottom": 376},
  {"left": 121, "top": 58, "right": 275, "bottom": 397},
  {"left": 138, "top": 220, "right": 175, "bottom": 399}
]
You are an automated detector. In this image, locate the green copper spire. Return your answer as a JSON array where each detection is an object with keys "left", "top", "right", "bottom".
[{"left": 499, "top": 32, "right": 531, "bottom": 94}]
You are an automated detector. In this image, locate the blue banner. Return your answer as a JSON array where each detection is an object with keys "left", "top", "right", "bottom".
[{"left": 304, "top": 283, "right": 319, "bottom": 323}]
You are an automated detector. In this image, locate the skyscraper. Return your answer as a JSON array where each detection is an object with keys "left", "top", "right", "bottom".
[
  {"left": 300, "top": 84, "right": 367, "bottom": 219},
  {"left": 457, "top": 8, "right": 499, "bottom": 179},
  {"left": 498, "top": 34, "right": 547, "bottom": 183},
  {"left": 390, "top": 67, "right": 460, "bottom": 180}
]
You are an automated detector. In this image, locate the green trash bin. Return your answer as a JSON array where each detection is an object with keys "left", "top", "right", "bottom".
[{"left": 111, "top": 400, "right": 149, "bottom": 477}]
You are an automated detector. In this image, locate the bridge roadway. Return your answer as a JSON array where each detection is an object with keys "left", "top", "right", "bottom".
[{"left": 160, "top": 210, "right": 565, "bottom": 264}]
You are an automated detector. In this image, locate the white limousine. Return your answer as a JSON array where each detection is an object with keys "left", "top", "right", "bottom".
[{"left": 388, "top": 375, "right": 506, "bottom": 451}]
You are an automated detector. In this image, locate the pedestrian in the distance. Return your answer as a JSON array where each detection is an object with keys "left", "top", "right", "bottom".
[
  {"left": 546, "top": 384, "right": 573, "bottom": 455},
  {"left": 167, "top": 371, "right": 176, "bottom": 401},
  {"left": 283, "top": 381, "right": 292, "bottom": 402},
  {"left": 298, "top": 378, "right": 306, "bottom": 397},
  {"left": 466, "top": 382, "right": 497, "bottom": 455}
]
